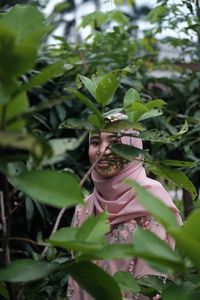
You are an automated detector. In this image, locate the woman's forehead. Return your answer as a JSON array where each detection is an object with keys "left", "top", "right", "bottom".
[{"left": 90, "top": 132, "right": 118, "bottom": 138}]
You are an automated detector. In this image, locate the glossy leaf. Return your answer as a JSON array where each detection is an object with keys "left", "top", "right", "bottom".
[
  {"left": 9, "top": 170, "right": 83, "bottom": 208},
  {"left": 0, "top": 259, "right": 59, "bottom": 282},
  {"left": 160, "top": 160, "right": 196, "bottom": 168},
  {"left": 146, "top": 99, "right": 166, "bottom": 110},
  {"left": 125, "top": 180, "right": 178, "bottom": 229},
  {"left": 162, "top": 282, "right": 199, "bottom": 300},
  {"left": 124, "top": 88, "right": 141, "bottom": 108}
]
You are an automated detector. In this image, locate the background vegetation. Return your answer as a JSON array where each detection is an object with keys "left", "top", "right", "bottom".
[{"left": 0, "top": 0, "right": 200, "bottom": 299}]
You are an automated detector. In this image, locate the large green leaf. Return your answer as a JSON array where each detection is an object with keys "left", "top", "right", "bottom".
[
  {"left": 113, "top": 271, "right": 141, "bottom": 293},
  {"left": 162, "top": 282, "right": 199, "bottom": 300},
  {"left": 77, "top": 244, "right": 183, "bottom": 273},
  {"left": 65, "top": 261, "right": 122, "bottom": 300},
  {"left": 96, "top": 70, "right": 122, "bottom": 105},
  {"left": 181, "top": 208, "right": 200, "bottom": 240},
  {"left": 0, "top": 92, "right": 29, "bottom": 131},
  {"left": 9, "top": 170, "right": 83, "bottom": 208},
  {"left": 0, "top": 5, "right": 47, "bottom": 78},
  {"left": 0, "top": 259, "right": 59, "bottom": 282},
  {"left": 123, "top": 88, "right": 141, "bottom": 108},
  {"left": 149, "top": 164, "right": 197, "bottom": 200},
  {"left": 125, "top": 181, "right": 178, "bottom": 229},
  {"left": 133, "top": 228, "right": 182, "bottom": 272},
  {"left": 169, "top": 228, "right": 200, "bottom": 270}
]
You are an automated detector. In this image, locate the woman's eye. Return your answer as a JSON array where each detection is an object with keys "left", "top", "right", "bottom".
[{"left": 90, "top": 140, "right": 99, "bottom": 146}]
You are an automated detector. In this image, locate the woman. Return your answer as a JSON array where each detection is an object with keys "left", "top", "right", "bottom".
[{"left": 67, "top": 114, "right": 182, "bottom": 300}]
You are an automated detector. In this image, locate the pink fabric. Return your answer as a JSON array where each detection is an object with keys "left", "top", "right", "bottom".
[{"left": 67, "top": 121, "right": 182, "bottom": 300}]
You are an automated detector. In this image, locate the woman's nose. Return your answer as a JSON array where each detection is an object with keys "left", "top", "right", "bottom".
[{"left": 98, "top": 142, "right": 111, "bottom": 155}]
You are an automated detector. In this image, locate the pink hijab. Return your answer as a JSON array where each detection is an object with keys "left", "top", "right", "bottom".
[{"left": 78, "top": 126, "right": 181, "bottom": 226}]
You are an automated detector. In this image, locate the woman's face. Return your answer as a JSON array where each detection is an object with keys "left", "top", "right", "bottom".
[{"left": 89, "top": 132, "right": 127, "bottom": 177}]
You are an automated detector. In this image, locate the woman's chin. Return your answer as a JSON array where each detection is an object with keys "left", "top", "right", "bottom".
[{"left": 95, "top": 166, "right": 120, "bottom": 177}]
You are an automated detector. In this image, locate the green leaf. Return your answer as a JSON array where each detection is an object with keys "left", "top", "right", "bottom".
[
  {"left": 160, "top": 160, "right": 196, "bottom": 168},
  {"left": 22, "top": 61, "right": 72, "bottom": 91},
  {"left": 96, "top": 70, "right": 122, "bottom": 105},
  {"left": 146, "top": 99, "right": 166, "bottom": 110},
  {"left": 78, "top": 75, "right": 96, "bottom": 99},
  {"left": 125, "top": 180, "right": 178, "bottom": 229},
  {"left": 140, "top": 129, "right": 172, "bottom": 143},
  {"left": 169, "top": 227, "right": 200, "bottom": 270},
  {"left": 137, "top": 275, "right": 168, "bottom": 294},
  {"left": 9, "top": 170, "right": 83, "bottom": 208},
  {"left": 133, "top": 228, "right": 182, "bottom": 272},
  {"left": 103, "top": 119, "right": 145, "bottom": 132},
  {"left": 138, "top": 109, "right": 163, "bottom": 121},
  {"left": 113, "top": 271, "right": 141, "bottom": 293},
  {"left": 181, "top": 208, "right": 200, "bottom": 241},
  {"left": 0, "top": 92, "right": 29, "bottom": 131},
  {"left": 124, "top": 88, "right": 141, "bottom": 108},
  {"left": 0, "top": 132, "right": 52, "bottom": 160},
  {"left": 66, "top": 261, "right": 122, "bottom": 300},
  {"left": 146, "top": 5, "right": 168, "bottom": 23},
  {"left": 76, "top": 212, "right": 110, "bottom": 243},
  {"left": 0, "top": 259, "right": 59, "bottom": 282},
  {"left": 59, "top": 118, "right": 94, "bottom": 130},
  {"left": 66, "top": 88, "right": 103, "bottom": 120},
  {"left": 111, "top": 144, "right": 143, "bottom": 161},
  {"left": 88, "top": 114, "right": 105, "bottom": 129},
  {"left": 162, "top": 282, "right": 199, "bottom": 300},
  {"left": 149, "top": 164, "right": 197, "bottom": 200},
  {"left": 0, "top": 5, "right": 47, "bottom": 78}
]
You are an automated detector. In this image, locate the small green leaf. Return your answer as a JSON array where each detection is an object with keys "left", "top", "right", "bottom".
[
  {"left": 162, "top": 281, "right": 199, "bottom": 300},
  {"left": 103, "top": 119, "right": 145, "bottom": 132},
  {"left": 160, "top": 160, "right": 196, "bottom": 168},
  {"left": 96, "top": 70, "right": 122, "bottom": 105},
  {"left": 140, "top": 129, "right": 172, "bottom": 143},
  {"left": 0, "top": 259, "right": 59, "bottom": 282},
  {"left": 9, "top": 170, "right": 83, "bottom": 208},
  {"left": 113, "top": 271, "right": 141, "bottom": 293},
  {"left": 59, "top": 118, "right": 94, "bottom": 130},
  {"left": 66, "top": 261, "right": 122, "bottom": 300},
  {"left": 88, "top": 114, "right": 105, "bottom": 129},
  {"left": 125, "top": 181, "right": 178, "bottom": 229},
  {"left": 111, "top": 144, "right": 143, "bottom": 161},
  {"left": 78, "top": 75, "right": 96, "bottom": 99},
  {"left": 124, "top": 88, "right": 141, "bottom": 108},
  {"left": 146, "top": 99, "right": 166, "bottom": 110},
  {"left": 138, "top": 109, "right": 163, "bottom": 121}
]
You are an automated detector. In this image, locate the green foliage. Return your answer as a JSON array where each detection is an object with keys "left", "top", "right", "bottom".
[{"left": 0, "top": 1, "right": 200, "bottom": 299}]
